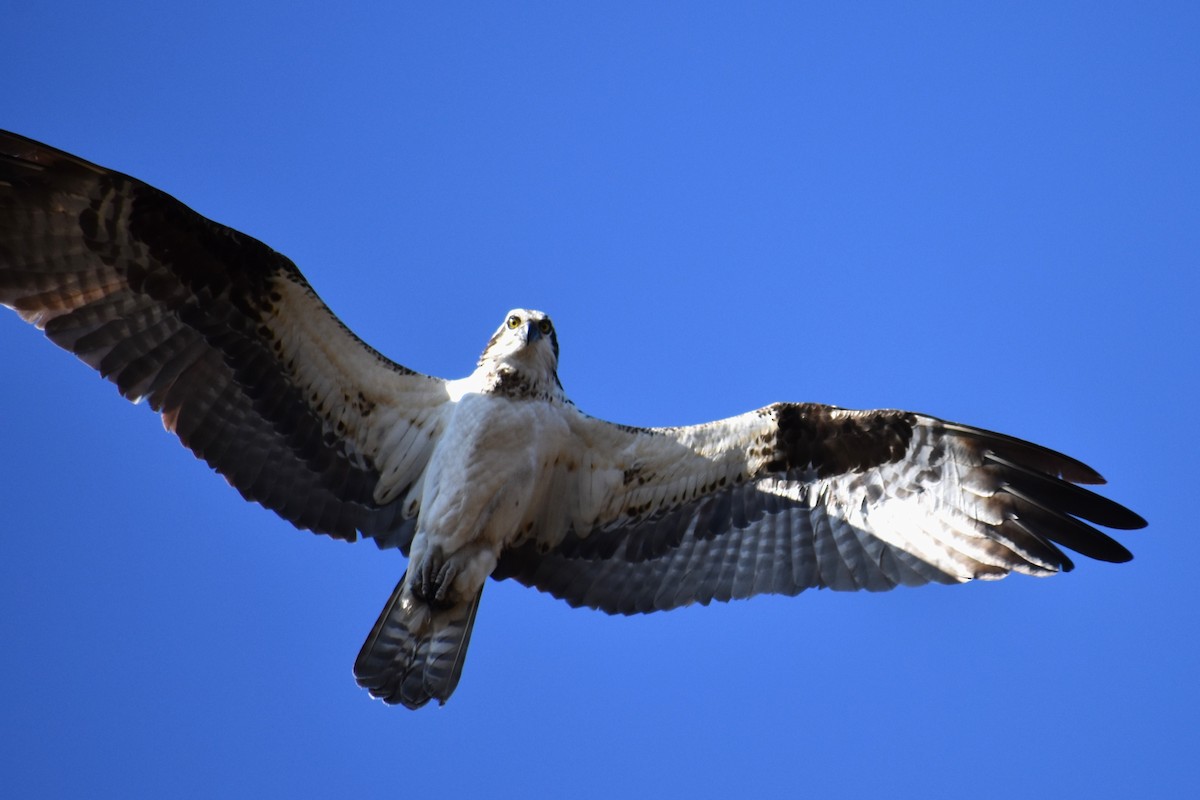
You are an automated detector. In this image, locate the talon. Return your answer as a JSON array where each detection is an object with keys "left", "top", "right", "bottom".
[
  {"left": 412, "top": 545, "right": 445, "bottom": 603},
  {"left": 410, "top": 545, "right": 460, "bottom": 608},
  {"left": 434, "top": 560, "right": 459, "bottom": 604}
]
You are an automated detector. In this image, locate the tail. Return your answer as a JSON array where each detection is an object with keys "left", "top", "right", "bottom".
[{"left": 354, "top": 571, "right": 483, "bottom": 709}]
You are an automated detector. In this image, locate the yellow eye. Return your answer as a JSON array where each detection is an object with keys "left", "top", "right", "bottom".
[
  {"left": 537, "top": 319, "right": 552, "bottom": 335},
  {"left": 506, "top": 315, "right": 521, "bottom": 330}
]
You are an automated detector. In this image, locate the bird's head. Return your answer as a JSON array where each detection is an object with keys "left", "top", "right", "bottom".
[{"left": 475, "top": 308, "right": 562, "bottom": 399}]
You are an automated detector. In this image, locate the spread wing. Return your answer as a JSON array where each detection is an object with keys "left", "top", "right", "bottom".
[
  {"left": 494, "top": 403, "right": 1146, "bottom": 614},
  {"left": 0, "top": 130, "right": 447, "bottom": 548}
]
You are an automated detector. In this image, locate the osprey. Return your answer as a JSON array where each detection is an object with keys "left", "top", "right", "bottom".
[{"left": 0, "top": 131, "right": 1145, "bottom": 709}]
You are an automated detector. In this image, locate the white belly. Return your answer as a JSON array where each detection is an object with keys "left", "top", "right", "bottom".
[{"left": 407, "top": 392, "right": 569, "bottom": 592}]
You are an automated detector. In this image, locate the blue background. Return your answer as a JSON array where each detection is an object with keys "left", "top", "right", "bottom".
[{"left": 1, "top": 3, "right": 1196, "bottom": 798}]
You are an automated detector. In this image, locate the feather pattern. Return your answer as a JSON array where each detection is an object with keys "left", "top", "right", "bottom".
[
  {"left": 0, "top": 129, "right": 1146, "bottom": 709},
  {"left": 493, "top": 405, "right": 1143, "bottom": 614},
  {"left": 0, "top": 130, "right": 448, "bottom": 547}
]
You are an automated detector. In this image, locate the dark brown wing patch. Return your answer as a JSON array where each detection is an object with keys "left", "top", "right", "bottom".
[{"left": 765, "top": 403, "right": 917, "bottom": 477}]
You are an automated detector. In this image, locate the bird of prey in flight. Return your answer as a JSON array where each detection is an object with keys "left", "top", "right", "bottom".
[{"left": 0, "top": 130, "right": 1145, "bottom": 709}]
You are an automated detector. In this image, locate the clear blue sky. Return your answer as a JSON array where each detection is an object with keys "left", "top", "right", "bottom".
[{"left": 1, "top": 3, "right": 1196, "bottom": 798}]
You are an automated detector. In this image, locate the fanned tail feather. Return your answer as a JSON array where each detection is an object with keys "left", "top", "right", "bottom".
[{"left": 354, "top": 571, "right": 482, "bottom": 709}]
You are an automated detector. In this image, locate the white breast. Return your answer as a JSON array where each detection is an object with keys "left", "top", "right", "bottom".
[{"left": 417, "top": 392, "right": 571, "bottom": 555}]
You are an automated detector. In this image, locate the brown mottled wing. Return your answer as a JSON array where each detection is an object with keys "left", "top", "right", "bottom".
[
  {"left": 494, "top": 403, "right": 1145, "bottom": 615},
  {"left": 0, "top": 130, "right": 449, "bottom": 548}
]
